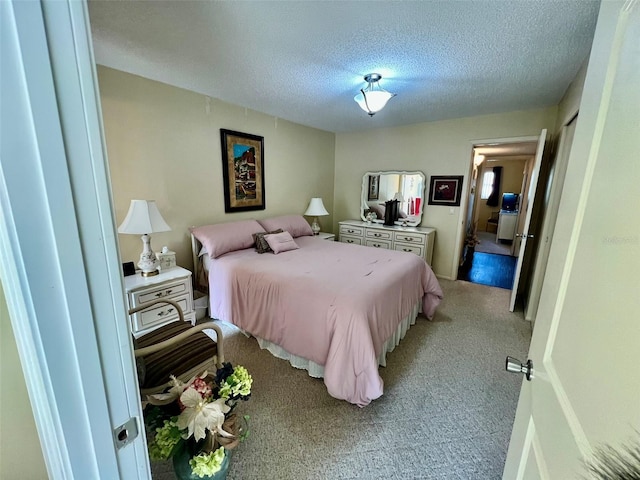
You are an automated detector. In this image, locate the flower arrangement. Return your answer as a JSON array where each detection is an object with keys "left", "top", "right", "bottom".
[
  {"left": 143, "top": 363, "right": 252, "bottom": 479},
  {"left": 464, "top": 221, "right": 480, "bottom": 248},
  {"left": 465, "top": 231, "right": 480, "bottom": 248}
]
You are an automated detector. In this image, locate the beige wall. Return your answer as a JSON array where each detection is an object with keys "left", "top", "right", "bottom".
[
  {"left": 475, "top": 158, "right": 528, "bottom": 231},
  {"left": 0, "top": 284, "right": 48, "bottom": 479},
  {"left": 334, "top": 107, "right": 557, "bottom": 278},
  {"left": 98, "top": 67, "right": 336, "bottom": 270}
]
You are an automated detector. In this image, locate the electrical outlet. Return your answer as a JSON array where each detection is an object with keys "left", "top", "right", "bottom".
[{"left": 449, "top": 207, "right": 455, "bottom": 215}]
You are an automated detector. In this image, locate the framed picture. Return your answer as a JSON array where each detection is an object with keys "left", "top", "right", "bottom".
[
  {"left": 220, "top": 129, "right": 265, "bottom": 212},
  {"left": 428, "top": 175, "right": 464, "bottom": 206},
  {"left": 367, "top": 175, "right": 379, "bottom": 201}
]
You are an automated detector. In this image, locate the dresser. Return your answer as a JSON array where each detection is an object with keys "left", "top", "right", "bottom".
[
  {"left": 339, "top": 220, "right": 436, "bottom": 266},
  {"left": 124, "top": 266, "right": 196, "bottom": 337}
]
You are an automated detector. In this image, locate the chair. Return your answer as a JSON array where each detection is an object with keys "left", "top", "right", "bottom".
[
  {"left": 486, "top": 211, "right": 500, "bottom": 233},
  {"left": 129, "top": 299, "right": 224, "bottom": 395}
]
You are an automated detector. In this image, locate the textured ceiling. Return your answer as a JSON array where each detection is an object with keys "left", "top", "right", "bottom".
[{"left": 88, "top": 0, "right": 600, "bottom": 133}]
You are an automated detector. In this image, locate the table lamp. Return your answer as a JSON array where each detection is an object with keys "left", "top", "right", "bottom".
[
  {"left": 304, "top": 197, "right": 329, "bottom": 235},
  {"left": 118, "top": 200, "right": 171, "bottom": 276}
]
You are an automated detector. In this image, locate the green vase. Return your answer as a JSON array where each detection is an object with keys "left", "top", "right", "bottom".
[{"left": 172, "top": 444, "right": 231, "bottom": 480}]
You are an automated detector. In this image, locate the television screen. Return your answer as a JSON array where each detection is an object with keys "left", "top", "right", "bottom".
[{"left": 502, "top": 193, "right": 519, "bottom": 211}]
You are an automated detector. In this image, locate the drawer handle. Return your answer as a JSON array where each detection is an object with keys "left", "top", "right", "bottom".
[
  {"left": 374, "top": 233, "right": 381, "bottom": 237},
  {"left": 157, "top": 308, "right": 174, "bottom": 317},
  {"left": 403, "top": 248, "right": 412, "bottom": 252},
  {"left": 403, "top": 237, "right": 414, "bottom": 242},
  {"left": 155, "top": 289, "right": 174, "bottom": 298},
  {"left": 373, "top": 243, "right": 381, "bottom": 248},
  {"left": 347, "top": 239, "right": 354, "bottom": 243},
  {"left": 347, "top": 229, "right": 355, "bottom": 233}
]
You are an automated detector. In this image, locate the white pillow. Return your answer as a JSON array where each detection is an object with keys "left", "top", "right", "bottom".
[{"left": 264, "top": 231, "right": 300, "bottom": 254}]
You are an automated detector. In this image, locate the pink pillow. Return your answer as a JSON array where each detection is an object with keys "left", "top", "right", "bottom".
[
  {"left": 257, "top": 215, "right": 313, "bottom": 238},
  {"left": 264, "top": 231, "right": 300, "bottom": 254},
  {"left": 190, "top": 220, "right": 265, "bottom": 258}
]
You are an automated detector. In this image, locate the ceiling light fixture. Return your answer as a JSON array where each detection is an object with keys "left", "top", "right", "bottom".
[{"left": 354, "top": 73, "right": 396, "bottom": 116}]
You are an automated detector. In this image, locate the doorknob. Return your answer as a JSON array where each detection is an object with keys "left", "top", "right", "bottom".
[
  {"left": 515, "top": 233, "right": 534, "bottom": 238},
  {"left": 506, "top": 356, "right": 534, "bottom": 381}
]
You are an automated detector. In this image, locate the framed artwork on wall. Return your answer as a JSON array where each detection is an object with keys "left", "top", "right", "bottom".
[
  {"left": 220, "top": 129, "right": 265, "bottom": 212},
  {"left": 428, "top": 175, "right": 464, "bottom": 206}
]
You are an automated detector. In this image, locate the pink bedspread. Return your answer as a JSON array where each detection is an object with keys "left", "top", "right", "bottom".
[{"left": 207, "top": 236, "right": 443, "bottom": 406}]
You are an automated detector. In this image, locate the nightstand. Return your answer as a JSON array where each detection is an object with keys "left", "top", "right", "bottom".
[
  {"left": 316, "top": 232, "right": 335, "bottom": 241},
  {"left": 124, "top": 266, "right": 196, "bottom": 337}
]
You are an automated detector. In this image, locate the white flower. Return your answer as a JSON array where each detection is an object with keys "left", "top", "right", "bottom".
[
  {"left": 146, "top": 372, "right": 208, "bottom": 406},
  {"left": 176, "top": 388, "right": 231, "bottom": 442}
]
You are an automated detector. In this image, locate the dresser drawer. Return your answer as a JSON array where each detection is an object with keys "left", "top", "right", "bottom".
[
  {"left": 340, "top": 235, "right": 363, "bottom": 245},
  {"left": 339, "top": 225, "right": 364, "bottom": 237},
  {"left": 394, "top": 242, "right": 425, "bottom": 257},
  {"left": 393, "top": 231, "right": 426, "bottom": 245},
  {"left": 365, "top": 229, "right": 392, "bottom": 241},
  {"left": 134, "top": 277, "right": 189, "bottom": 305},
  {"left": 365, "top": 239, "right": 392, "bottom": 249},
  {"left": 131, "top": 293, "right": 192, "bottom": 331}
]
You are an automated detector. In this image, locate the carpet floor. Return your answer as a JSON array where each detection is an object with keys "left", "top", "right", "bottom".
[
  {"left": 150, "top": 279, "right": 531, "bottom": 479},
  {"left": 475, "top": 232, "right": 513, "bottom": 256}
]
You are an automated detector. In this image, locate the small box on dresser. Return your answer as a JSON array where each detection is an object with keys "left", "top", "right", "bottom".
[
  {"left": 339, "top": 220, "right": 436, "bottom": 266},
  {"left": 124, "top": 266, "right": 196, "bottom": 337}
]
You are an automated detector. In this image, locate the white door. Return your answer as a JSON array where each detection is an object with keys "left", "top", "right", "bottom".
[
  {"left": 1, "top": 1, "right": 150, "bottom": 477},
  {"left": 503, "top": 2, "right": 640, "bottom": 478},
  {"left": 509, "top": 130, "right": 547, "bottom": 311},
  {"left": 524, "top": 117, "right": 577, "bottom": 324}
]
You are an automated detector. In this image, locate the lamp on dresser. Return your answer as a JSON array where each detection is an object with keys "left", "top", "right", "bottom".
[
  {"left": 304, "top": 197, "right": 329, "bottom": 235},
  {"left": 118, "top": 199, "right": 171, "bottom": 277}
]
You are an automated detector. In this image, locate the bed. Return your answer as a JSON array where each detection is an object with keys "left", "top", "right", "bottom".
[{"left": 191, "top": 216, "right": 443, "bottom": 407}]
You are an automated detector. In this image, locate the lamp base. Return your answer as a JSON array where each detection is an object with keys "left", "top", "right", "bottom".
[
  {"left": 140, "top": 269, "right": 159, "bottom": 277},
  {"left": 311, "top": 218, "right": 321, "bottom": 235},
  {"left": 138, "top": 234, "right": 160, "bottom": 277}
]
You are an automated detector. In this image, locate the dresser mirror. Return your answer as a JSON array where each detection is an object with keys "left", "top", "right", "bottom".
[{"left": 361, "top": 171, "right": 426, "bottom": 227}]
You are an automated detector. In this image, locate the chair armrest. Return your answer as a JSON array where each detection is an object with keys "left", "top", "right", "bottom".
[{"left": 133, "top": 321, "right": 224, "bottom": 364}]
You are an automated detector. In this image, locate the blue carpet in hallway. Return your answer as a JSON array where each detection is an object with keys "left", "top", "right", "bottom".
[{"left": 461, "top": 252, "right": 517, "bottom": 289}]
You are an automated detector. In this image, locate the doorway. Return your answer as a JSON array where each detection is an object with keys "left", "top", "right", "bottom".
[{"left": 457, "top": 139, "right": 538, "bottom": 295}]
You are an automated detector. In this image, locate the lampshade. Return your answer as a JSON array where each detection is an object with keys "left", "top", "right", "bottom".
[
  {"left": 118, "top": 200, "right": 171, "bottom": 277},
  {"left": 354, "top": 73, "right": 396, "bottom": 116},
  {"left": 304, "top": 198, "right": 329, "bottom": 217},
  {"left": 118, "top": 200, "right": 171, "bottom": 234}
]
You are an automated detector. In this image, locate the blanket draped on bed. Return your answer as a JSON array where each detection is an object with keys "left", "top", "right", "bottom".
[{"left": 207, "top": 236, "right": 443, "bottom": 406}]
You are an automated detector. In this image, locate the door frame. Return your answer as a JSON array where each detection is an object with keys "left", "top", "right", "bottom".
[
  {"left": 456, "top": 135, "right": 540, "bottom": 283},
  {"left": 1, "top": 1, "right": 149, "bottom": 478}
]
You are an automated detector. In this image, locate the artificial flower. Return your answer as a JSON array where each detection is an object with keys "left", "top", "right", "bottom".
[
  {"left": 218, "top": 366, "right": 253, "bottom": 399},
  {"left": 176, "top": 388, "right": 231, "bottom": 442},
  {"left": 189, "top": 447, "right": 226, "bottom": 478},
  {"left": 148, "top": 419, "right": 182, "bottom": 461}
]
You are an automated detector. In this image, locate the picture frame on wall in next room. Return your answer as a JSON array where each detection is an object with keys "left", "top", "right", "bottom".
[{"left": 428, "top": 175, "right": 464, "bottom": 207}]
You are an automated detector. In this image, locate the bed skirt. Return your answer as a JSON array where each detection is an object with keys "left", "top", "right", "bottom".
[{"left": 251, "top": 301, "right": 422, "bottom": 379}]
